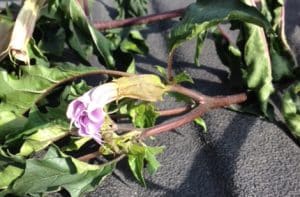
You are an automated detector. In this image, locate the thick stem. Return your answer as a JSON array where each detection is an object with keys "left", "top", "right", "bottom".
[
  {"left": 94, "top": 8, "right": 185, "bottom": 30},
  {"left": 169, "top": 85, "right": 205, "bottom": 104},
  {"left": 140, "top": 85, "right": 247, "bottom": 139},
  {"left": 158, "top": 106, "right": 191, "bottom": 117}
]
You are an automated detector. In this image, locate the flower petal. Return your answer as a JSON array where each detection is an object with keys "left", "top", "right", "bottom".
[
  {"left": 66, "top": 94, "right": 90, "bottom": 119},
  {"left": 90, "top": 133, "right": 102, "bottom": 145},
  {"left": 87, "top": 104, "right": 105, "bottom": 123},
  {"left": 89, "top": 83, "right": 118, "bottom": 107}
]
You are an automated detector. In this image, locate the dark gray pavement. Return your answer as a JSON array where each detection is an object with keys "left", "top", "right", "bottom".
[
  {"left": 1, "top": 0, "right": 299, "bottom": 196},
  {"left": 89, "top": 0, "right": 300, "bottom": 196}
]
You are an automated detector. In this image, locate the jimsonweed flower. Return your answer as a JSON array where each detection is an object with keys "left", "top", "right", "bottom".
[
  {"left": 66, "top": 75, "right": 167, "bottom": 144},
  {"left": 67, "top": 83, "right": 118, "bottom": 144}
]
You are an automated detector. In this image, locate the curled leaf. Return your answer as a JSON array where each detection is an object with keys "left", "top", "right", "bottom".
[
  {"left": 240, "top": 0, "right": 274, "bottom": 117},
  {"left": 168, "top": 0, "right": 272, "bottom": 51}
]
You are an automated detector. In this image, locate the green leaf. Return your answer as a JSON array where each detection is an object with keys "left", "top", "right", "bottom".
[
  {"left": 0, "top": 15, "right": 13, "bottom": 61},
  {"left": 47, "top": 0, "right": 115, "bottom": 67},
  {"left": 114, "top": 0, "right": 148, "bottom": 19},
  {"left": 260, "top": 0, "right": 296, "bottom": 81},
  {"left": 129, "top": 103, "right": 159, "bottom": 128},
  {"left": 168, "top": 0, "right": 272, "bottom": 51},
  {"left": 68, "top": 21, "right": 94, "bottom": 61},
  {"left": 281, "top": 81, "right": 300, "bottom": 137},
  {"left": 0, "top": 63, "right": 100, "bottom": 117},
  {"left": 62, "top": 80, "right": 92, "bottom": 102},
  {"left": 126, "top": 57, "right": 136, "bottom": 74},
  {"left": 213, "top": 30, "right": 245, "bottom": 88},
  {"left": 0, "top": 148, "right": 25, "bottom": 171},
  {"left": 128, "top": 153, "right": 146, "bottom": 186},
  {"left": 194, "top": 117, "right": 207, "bottom": 133},
  {"left": 0, "top": 165, "right": 23, "bottom": 189},
  {"left": 0, "top": 112, "right": 27, "bottom": 143},
  {"left": 10, "top": 146, "right": 115, "bottom": 197},
  {"left": 27, "top": 39, "right": 49, "bottom": 66},
  {"left": 174, "top": 71, "right": 194, "bottom": 84},
  {"left": 269, "top": 39, "right": 295, "bottom": 81},
  {"left": 18, "top": 121, "right": 69, "bottom": 156},
  {"left": 144, "top": 146, "right": 164, "bottom": 175},
  {"left": 155, "top": 65, "right": 167, "bottom": 79},
  {"left": 38, "top": 26, "right": 66, "bottom": 56},
  {"left": 128, "top": 144, "right": 164, "bottom": 186},
  {"left": 194, "top": 31, "right": 207, "bottom": 66},
  {"left": 167, "top": 92, "right": 193, "bottom": 104},
  {"left": 239, "top": 0, "right": 274, "bottom": 117},
  {"left": 120, "top": 30, "right": 148, "bottom": 54},
  {"left": 62, "top": 137, "right": 90, "bottom": 152},
  {"left": 0, "top": 149, "right": 24, "bottom": 189}
]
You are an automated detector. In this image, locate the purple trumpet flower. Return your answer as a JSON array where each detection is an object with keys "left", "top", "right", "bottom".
[{"left": 66, "top": 83, "right": 118, "bottom": 144}]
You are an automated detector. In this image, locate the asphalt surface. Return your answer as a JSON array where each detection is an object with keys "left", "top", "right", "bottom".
[
  {"left": 1, "top": 0, "right": 300, "bottom": 196},
  {"left": 89, "top": 0, "right": 300, "bottom": 196}
]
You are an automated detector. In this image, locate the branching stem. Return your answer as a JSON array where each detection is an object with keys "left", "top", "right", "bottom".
[
  {"left": 94, "top": 8, "right": 185, "bottom": 30},
  {"left": 140, "top": 86, "right": 247, "bottom": 138}
]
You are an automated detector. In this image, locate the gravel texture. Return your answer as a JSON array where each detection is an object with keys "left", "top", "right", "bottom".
[
  {"left": 1, "top": 0, "right": 299, "bottom": 196},
  {"left": 89, "top": 0, "right": 300, "bottom": 196}
]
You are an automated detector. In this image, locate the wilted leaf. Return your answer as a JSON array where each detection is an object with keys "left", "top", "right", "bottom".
[
  {"left": 261, "top": 0, "right": 296, "bottom": 81},
  {"left": 168, "top": 0, "right": 272, "bottom": 51},
  {"left": 240, "top": 0, "right": 274, "bottom": 117},
  {"left": 8, "top": 0, "right": 46, "bottom": 63}
]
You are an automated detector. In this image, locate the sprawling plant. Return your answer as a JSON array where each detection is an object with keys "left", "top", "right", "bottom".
[{"left": 0, "top": 0, "right": 298, "bottom": 196}]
